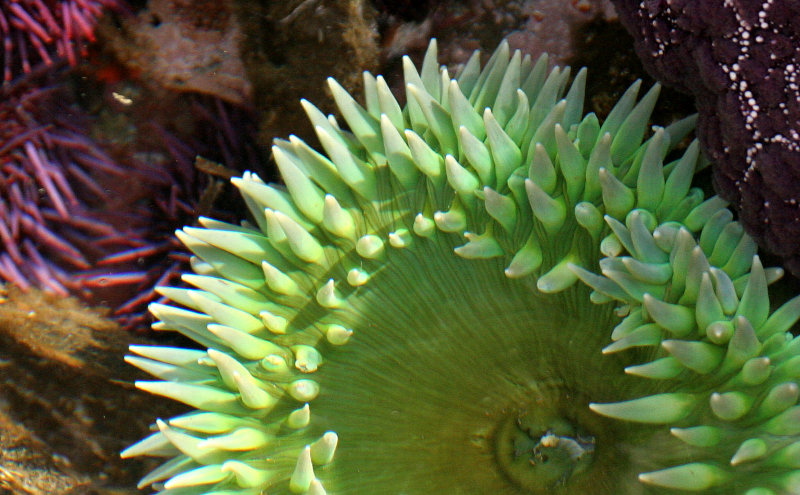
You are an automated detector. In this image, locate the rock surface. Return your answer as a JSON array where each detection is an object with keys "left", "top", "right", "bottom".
[{"left": 0, "top": 287, "right": 182, "bottom": 494}]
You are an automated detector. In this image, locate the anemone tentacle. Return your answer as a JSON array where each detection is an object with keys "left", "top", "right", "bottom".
[{"left": 125, "top": 40, "right": 800, "bottom": 494}]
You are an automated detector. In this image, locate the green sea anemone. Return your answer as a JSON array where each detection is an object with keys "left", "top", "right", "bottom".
[{"left": 122, "top": 40, "right": 800, "bottom": 494}]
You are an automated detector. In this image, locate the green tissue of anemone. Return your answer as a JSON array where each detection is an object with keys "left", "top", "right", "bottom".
[{"left": 122, "top": 39, "right": 800, "bottom": 494}]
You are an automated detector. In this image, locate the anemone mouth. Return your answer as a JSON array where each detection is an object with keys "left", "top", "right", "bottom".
[{"left": 124, "top": 39, "right": 800, "bottom": 495}]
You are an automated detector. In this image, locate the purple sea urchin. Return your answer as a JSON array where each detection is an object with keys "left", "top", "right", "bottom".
[
  {"left": 0, "top": 62, "right": 261, "bottom": 329},
  {"left": 0, "top": 0, "right": 122, "bottom": 82},
  {"left": 0, "top": 73, "right": 126, "bottom": 294},
  {"left": 124, "top": 40, "right": 800, "bottom": 494},
  {"left": 86, "top": 93, "right": 264, "bottom": 330}
]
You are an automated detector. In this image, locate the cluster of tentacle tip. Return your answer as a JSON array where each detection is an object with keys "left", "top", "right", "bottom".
[
  {"left": 123, "top": 38, "right": 800, "bottom": 495},
  {"left": 581, "top": 210, "right": 800, "bottom": 493}
]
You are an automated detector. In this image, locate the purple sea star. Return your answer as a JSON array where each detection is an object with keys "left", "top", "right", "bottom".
[{"left": 611, "top": 0, "right": 800, "bottom": 275}]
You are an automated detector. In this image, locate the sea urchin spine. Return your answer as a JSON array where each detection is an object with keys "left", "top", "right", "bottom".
[
  {"left": 1, "top": 0, "right": 121, "bottom": 82},
  {"left": 124, "top": 40, "right": 800, "bottom": 494}
]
